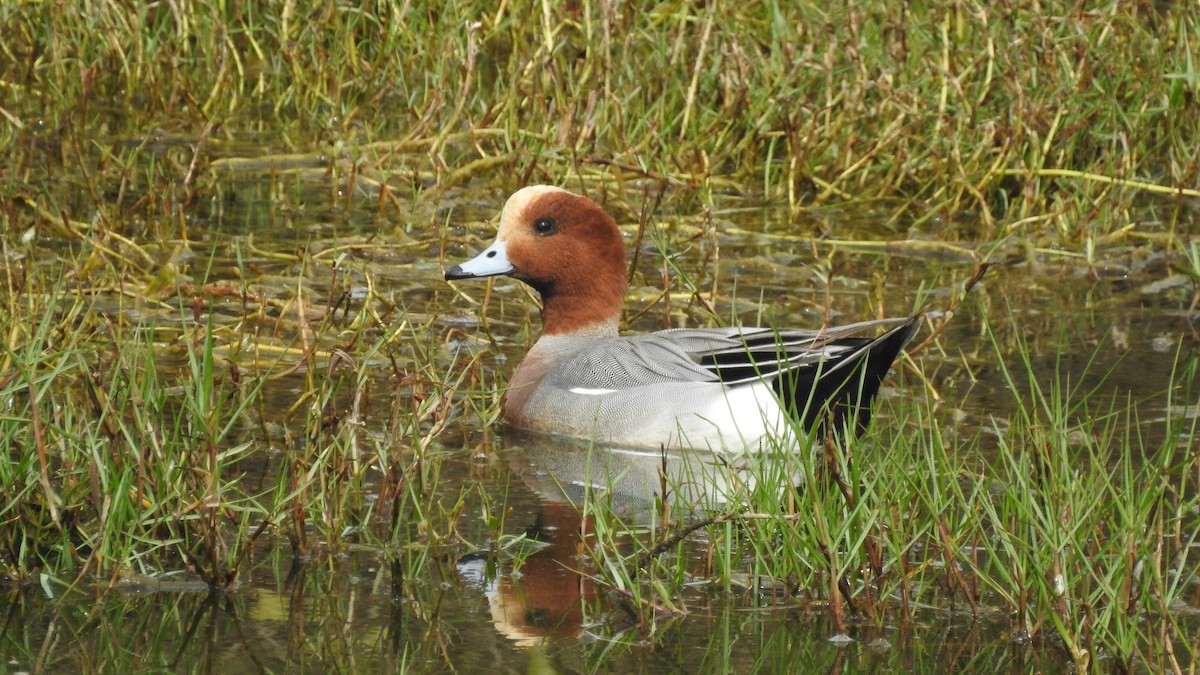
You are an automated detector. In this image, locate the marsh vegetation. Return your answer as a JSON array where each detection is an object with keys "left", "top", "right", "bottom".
[{"left": 3, "top": 1, "right": 1200, "bottom": 671}]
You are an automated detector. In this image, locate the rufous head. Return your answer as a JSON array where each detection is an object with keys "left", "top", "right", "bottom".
[{"left": 446, "top": 186, "right": 628, "bottom": 335}]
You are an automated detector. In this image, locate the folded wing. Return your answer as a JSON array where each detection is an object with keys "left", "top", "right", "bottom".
[{"left": 548, "top": 316, "right": 921, "bottom": 436}]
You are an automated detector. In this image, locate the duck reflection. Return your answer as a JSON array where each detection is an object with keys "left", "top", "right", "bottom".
[
  {"left": 483, "top": 431, "right": 798, "bottom": 646},
  {"left": 487, "top": 499, "right": 594, "bottom": 646},
  {"left": 508, "top": 429, "right": 773, "bottom": 517}
]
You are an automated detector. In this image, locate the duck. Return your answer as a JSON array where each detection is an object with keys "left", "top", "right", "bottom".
[{"left": 445, "top": 185, "right": 919, "bottom": 452}]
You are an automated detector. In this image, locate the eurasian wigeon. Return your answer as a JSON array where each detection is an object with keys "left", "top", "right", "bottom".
[{"left": 446, "top": 185, "right": 919, "bottom": 451}]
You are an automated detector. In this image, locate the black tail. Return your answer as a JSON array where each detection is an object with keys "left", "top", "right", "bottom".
[{"left": 773, "top": 315, "right": 921, "bottom": 437}]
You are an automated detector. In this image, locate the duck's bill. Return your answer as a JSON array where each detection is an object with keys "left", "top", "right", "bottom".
[{"left": 445, "top": 240, "right": 515, "bottom": 280}]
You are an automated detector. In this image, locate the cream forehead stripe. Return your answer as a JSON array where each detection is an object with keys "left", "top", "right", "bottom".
[{"left": 497, "top": 185, "right": 569, "bottom": 236}]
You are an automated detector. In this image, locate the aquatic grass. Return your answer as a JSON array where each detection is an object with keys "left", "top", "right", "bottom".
[
  {"left": 252, "top": 260, "right": 498, "bottom": 567},
  {"left": 573, "top": 461, "right": 668, "bottom": 627},
  {"left": 0, "top": 277, "right": 93, "bottom": 583},
  {"left": 76, "top": 301, "right": 273, "bottom": 588},
  {"left": 967, "top": 326, "right": 1200, "bottom": 670},
  {"left": 0, "top": 228, "right": 504, "bottom": 594},
  {"left": 6, "top": 1, "right": 1200, "bottom": 255},
  {"left": 1175, "top": 237, "right": 1200, "bottom": 315},
  {"left": 564, "top": 312, "right": 1200, "bottom": 670}
]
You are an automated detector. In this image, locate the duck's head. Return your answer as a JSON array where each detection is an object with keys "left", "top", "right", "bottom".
[{"left": 446, "top": 186, "right": 628, "bottom": 335}]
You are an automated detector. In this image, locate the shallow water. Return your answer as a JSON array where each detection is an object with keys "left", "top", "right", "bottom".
[{"left": 4, "top": 142, "right": 1200, "bottom": 672}]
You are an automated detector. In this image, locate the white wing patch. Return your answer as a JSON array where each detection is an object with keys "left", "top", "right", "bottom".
[{"left": 569, "top": 387, "right": 618, "bottom": 396}]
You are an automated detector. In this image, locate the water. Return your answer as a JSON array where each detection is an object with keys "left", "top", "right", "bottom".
[{"left": 4, "top": 147, "right": 1199, "bottom": 672}]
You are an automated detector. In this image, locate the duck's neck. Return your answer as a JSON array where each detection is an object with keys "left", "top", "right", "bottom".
[{"left": 539, "top": 288, "right": 623, "bottom": 337}]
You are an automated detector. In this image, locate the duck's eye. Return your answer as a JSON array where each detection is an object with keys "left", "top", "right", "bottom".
[{"left": 533, "top": 217, "right": 558, "bottom": 236}]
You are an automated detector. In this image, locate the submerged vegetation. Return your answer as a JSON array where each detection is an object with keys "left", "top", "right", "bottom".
[{"left": 2, "top": 0, "right": 1200, "bottom": 672}]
